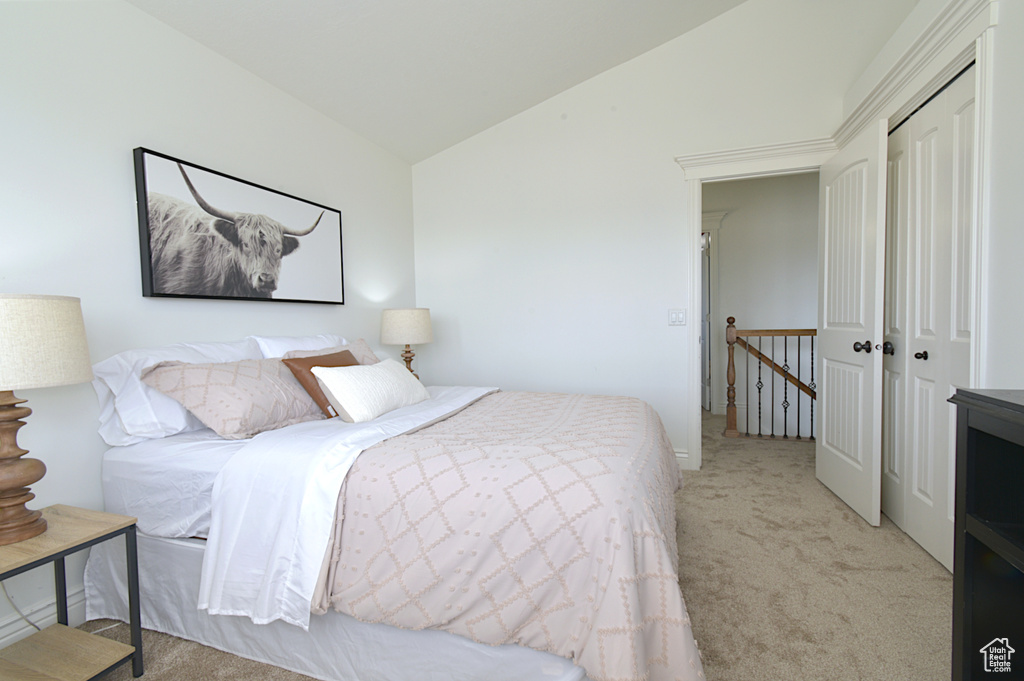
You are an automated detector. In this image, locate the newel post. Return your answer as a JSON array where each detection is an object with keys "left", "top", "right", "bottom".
[{"left": 724, "top": 316, "right": 740, "bottom": 438}]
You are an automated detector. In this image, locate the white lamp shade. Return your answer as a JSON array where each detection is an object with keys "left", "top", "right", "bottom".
[
  {"left": 0, "top": 294, "right": 93, "bottom": 391},
  {"left": 381, "top": 308, "right": 433, "bottom": 346}
]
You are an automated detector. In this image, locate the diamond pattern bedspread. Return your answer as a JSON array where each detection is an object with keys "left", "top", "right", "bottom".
[{"left": 314, "top": 391, "right": 704, "bottom": 681}]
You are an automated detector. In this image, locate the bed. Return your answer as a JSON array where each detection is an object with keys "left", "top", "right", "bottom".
[{"left": 83, "top": 334, "right": 705, "bottom": 681}]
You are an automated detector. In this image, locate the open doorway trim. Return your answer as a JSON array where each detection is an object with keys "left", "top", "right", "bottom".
[
  {"left": 679, "top": 143, "right": 836, "bottom": 471},
  {"left": 675, "top": 0, "right": 995, "bottom": 471}
]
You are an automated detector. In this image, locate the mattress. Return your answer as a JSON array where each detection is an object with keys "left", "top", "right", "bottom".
[{"left": 101, "top": 428, "right": 241, "bottom": 539}]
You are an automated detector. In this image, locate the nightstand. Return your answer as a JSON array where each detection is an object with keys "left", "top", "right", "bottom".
[{"left": 0, "top": 505, "right": 143, "bottom": 679}]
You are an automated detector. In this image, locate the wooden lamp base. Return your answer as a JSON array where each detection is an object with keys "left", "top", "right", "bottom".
[
  {"left": 0, "top": 391, "right": 47, "bottom": 545},
  {"left": 401, "top": 344, "right": 419, "bottom": 379}
]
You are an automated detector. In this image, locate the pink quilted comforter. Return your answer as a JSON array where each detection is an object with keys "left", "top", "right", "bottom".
[{"left": 313, "top": 391, "right": 704, "bottom": 681}]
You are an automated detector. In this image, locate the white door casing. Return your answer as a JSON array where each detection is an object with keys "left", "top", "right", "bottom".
[{"left": 816, "top": 119, "right": 888, "bottom": 527}]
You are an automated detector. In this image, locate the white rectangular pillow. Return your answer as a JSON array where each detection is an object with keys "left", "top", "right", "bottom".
[
  {"left": 311, "top": 359, "right": 430, "bottom": 423},
  {"left": 250, "top": 334, "right": 348, "bottom": 358}
]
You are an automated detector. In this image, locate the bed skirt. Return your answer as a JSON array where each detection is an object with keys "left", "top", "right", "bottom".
[{"left": 84, "top": 532, "right": 589, "bottom": 681}]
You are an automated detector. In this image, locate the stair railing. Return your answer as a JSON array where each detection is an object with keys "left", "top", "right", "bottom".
[{"left": 725, "top": 316, "right": 816, "bottom": 440}]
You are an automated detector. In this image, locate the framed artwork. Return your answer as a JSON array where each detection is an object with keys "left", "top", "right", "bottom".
[{"left": 134, "top": 147, "right": 344, "bottom": 304}]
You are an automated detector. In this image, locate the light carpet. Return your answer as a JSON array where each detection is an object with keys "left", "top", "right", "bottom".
[
  {"left": 676, "top": 413, "right": 952, "bottom": 680},
  {"left": 82, "top": 412, "right": 953, "bottom": 680}
]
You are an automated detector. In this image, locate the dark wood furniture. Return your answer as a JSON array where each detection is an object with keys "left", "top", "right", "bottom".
[
  {"left": 950, "top": 389, "right": 1024, "bottom": 680},
  {"left": 0, "top": 505, "right": 143, "bottom": 679}
]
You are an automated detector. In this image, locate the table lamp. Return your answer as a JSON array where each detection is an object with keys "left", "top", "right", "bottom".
[
  {"left": 380, "top": 308, "right": 432, "bottom": 377},
  {"left": 0, "top": 294, "right": 93, "bottom": 545}
]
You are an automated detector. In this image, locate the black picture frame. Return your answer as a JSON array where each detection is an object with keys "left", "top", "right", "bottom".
[{"left": 134, "top": 148, "right": 344, "bottom": 304}]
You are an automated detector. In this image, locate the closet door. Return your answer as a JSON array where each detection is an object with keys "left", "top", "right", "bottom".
[
  {"left": 905, "top": 67, "right": 975, "bottom": 570},
  {"left": 881, "top": 122, "right": 910, "bottom": 529},
  {"left": 816, "top": 119, "right": 888, "bottom": 527},
  {"left": 882, "top": 66, "right": 975, "bottom": 571}
]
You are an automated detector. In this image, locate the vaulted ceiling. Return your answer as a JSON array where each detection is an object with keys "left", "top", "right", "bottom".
[
  {"left": 124, "top": 0, "right": 916, "bottom": 163},
  {"left": 125, "top": 0, "right": 752, "bottom": 162}
]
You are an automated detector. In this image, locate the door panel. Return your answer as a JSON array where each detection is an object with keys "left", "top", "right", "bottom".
[
  {"left": 816, "top": 119, "right": 888, "bottom": 527},
  {"left": 948, "top": 73, "right": 975, "bottom": 393},
  {"left": 911, "top": 376, "right": 936, "bottom": 503}
]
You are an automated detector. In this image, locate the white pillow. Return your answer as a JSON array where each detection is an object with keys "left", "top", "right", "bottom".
[
  {"left": 92, "top": 338, "right": 264, "bottom": 446},
  {"left": 311, "top": 359, "right": 430, "bottom": 423},
  {"left": 250, "top": 334, "right": 348, "bottom": 358}
]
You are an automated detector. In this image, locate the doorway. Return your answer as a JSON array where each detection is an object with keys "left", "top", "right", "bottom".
[
  {"left": 700, "top": 174, "right": 820, "bottom": 432},
  {"left": 683, "top": 66, "right": 978, "bottom": 573}
]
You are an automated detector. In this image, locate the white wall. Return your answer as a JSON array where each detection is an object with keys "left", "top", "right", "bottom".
[
  {"left": 412, "top": 0, "right": 905, "bottom": 459},
  {"left": 702, "top": 173, "right": 818, "bottom": 434},
  {"left": 980, "top": 2, "right": 1024, "bottom": 388},
  {"left": 0, "top": 0, "right": 414, "bottom": 635}
]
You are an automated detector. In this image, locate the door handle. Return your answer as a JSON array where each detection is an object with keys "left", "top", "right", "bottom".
[
  {"left": 880, "top": 341, "right": 895, "bottom": 355},
  {"left": 853, "top": 341, "right": 872, "bottom": 353},
  {"left": 914, "top": 351, "right": 929, "bottom": 360}
]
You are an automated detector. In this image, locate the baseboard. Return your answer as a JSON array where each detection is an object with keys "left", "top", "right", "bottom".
[
  {"left": 0, "top": 585, "right": 86, "bottom": 647},
  {"left": 675, "top": 449, "right": 698, "bottom": 471}
]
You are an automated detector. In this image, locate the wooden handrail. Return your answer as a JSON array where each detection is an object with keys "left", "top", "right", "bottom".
[
  {"left": 731, "top": 328, "right": 816, "bottom": 337},
  {"left": 724, "top": 316, "right": 817, "bottom": 440}
]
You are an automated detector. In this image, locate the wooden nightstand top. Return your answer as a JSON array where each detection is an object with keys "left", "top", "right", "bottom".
[{"left": 0, "top": 505, "right": 136, "bottom": 575}]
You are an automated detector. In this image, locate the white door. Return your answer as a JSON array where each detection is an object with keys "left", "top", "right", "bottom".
[
  {"left": 882, "top": 67, "right": 975, "bottom": 570},
  {"left": 881, "top": 120, "right": 910, "bottom": 529},
  {"left": 816, "top": 119, "right": 888, "bottom": 527}
]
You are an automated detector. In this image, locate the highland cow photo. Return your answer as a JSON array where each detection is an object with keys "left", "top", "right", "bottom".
[{"left": 134, "top": 148, "right": 344, "bottom": 304}]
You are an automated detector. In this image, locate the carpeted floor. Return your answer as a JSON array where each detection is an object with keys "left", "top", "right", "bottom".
[
  {"left": 676, "top": 413, "right": 952, "bottom": 681},
  {"left": 81, "top": 412, "right": 953, "bottom": 680}
]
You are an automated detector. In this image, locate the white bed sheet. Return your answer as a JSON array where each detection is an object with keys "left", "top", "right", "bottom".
[
  {"left": 84, "top": 532, "right": 590, "bottom": 681},
  {"left": 198, "top": 385, "right": 495, "bottom": 629},
  {"left": 101, "top": 428, "right": 242, "bottom": 539}
]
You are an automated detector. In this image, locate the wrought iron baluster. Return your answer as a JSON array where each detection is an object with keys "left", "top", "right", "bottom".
[
  {"left": 796, "top": 336, "right": 802, "bottom": 440},
  {"left": 745, "top": 335, "right": 750, "bottom": 437},
  {"left": 756, "top": 336, "right": 763, "bottom": 438},
  {"left": 770, "top": 336, "right": 776, "bottom": 438},
  {"left": 782, "top": 336, "right": 790, "bottom": 439},
  {"left": 809, "top": 336, "right": 816, "bottom": 441}
]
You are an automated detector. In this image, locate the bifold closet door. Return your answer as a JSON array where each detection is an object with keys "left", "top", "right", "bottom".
[
  {"left": 881, "top": 120, "right": 910, "bottom": 531},
  {"left": 881, "top": 66, "right": 975, "bottom": 571}
]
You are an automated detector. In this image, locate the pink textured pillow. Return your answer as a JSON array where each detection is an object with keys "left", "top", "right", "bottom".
[
  {"left": 283, "top": 338, "right": 380, "bottom": 366},
  {"left": 141, "top": 358, "right": 323, "bottom": 439}
]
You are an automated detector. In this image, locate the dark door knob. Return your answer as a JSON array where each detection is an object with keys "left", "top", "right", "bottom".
[
  {"left": 914, "top": 351, "right": 929, "bottom": 360},
  {"left": 853, "top": 341, "right": 872, "bottom": 353},
  {"left": 881, "top": 341, "right": 895, "bottom": 355}
]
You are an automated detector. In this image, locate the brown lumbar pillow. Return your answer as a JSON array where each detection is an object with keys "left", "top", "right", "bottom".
[{"left": 281, "top": 350, "right": 360, "bottom": 417}]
